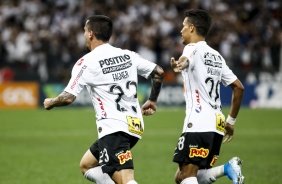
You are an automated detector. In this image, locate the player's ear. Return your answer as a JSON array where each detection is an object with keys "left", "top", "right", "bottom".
[
  {"left": 89, "top": 31, "right": 94, "bottom": 39},
  {"left": 190, "top": 24, "right": 194, "bottom": 32}
]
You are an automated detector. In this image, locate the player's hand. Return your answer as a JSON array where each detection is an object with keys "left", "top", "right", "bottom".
[
  {"left": 44, "top": 98, "right": 54, "bottom": 110},
  {"left": 176, "top": 57, "right": 189, "bottom": 71},
  {"left": 223, "top": 123, "right": 234, "bottom": 143},
  {"left": 170, "top": 57, "right": 181, "bottom": 72},
  {"left": 141, "top": 100, "right": 156, "bottom": 116}
]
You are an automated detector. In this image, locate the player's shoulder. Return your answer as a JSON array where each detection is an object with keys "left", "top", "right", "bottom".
[
  {"left": 122, "top": 48, "right": 138, "bottom": 56},
  {"left": 187, "top": 43, "right": 196, "bottom": 46},
  {"left": 74, "top": 55, "right": 88, "bottom": 67},
  {"left": 75, "top": 52, "right": 92, "bottom": 65},
  {"left": 100, "top": 44, "right": 137, "bottom": 57},
  {"left": 184, "top": 43, "right": 197, "bottom": 51},
  {"left": 122, "top": 49, "right": 147, "bottom": 62},
  {"left": 72, "top": 51, "right": 98, "bottom": 72},
  {"left": 183, "top": 43, "right": 197, "bottom": 57},
  {"left": 185, "top": 43, "right": 196, "bottom": 49}
]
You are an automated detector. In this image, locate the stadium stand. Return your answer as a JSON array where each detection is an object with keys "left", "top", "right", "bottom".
[{"left": 0, "top": 0, "right": 281, "bottom": 83}]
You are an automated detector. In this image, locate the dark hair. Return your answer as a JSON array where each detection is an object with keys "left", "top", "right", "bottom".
[
  {"left": 185, "top": 9, "right": 211, "bottom": 37},
  {"left": 86, "top": 15, "right": 113, "bottom": 42}
]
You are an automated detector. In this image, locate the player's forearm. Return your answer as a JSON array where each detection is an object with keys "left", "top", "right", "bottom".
[
  {"left": 170, "top": 56, "right": 189, "bottom": 72},
  {"left": 50, "top": 91, "right": 76, "bottom": 108},
  {"left": 171, "top": 61, "right": 181, "bottom": 72},
  {"left": 149, "top": 66, "right": 164, "bottom": 101},
  {"left": 229, "top": 84, "right": 244, "bottom": 118},
  {"left": 172, "top": 66, "right": 180, "bottom": 73}
]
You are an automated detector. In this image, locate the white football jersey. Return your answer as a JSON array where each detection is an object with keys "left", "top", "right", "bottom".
[
  {"left": 181, "top": 41, "right": 237, "bottom": 135},
  {"left": 64, "top": 43, "right": 156, "bottom": 139}
]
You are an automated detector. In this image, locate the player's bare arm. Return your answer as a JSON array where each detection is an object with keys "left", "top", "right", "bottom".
[
  {"left": 223, "top": 79, "right": 244, "bottom": 143},
  {"left": 44, "top": 91, "right": 76, "bottom": 110},
  {"left": 141, "top": 65, "right": 164, "bottom": 116},
  {"left": 148, "top": 65, "right": 164, "bottom": 101},
  {"left": 170, "top": 56, "right": 189, "bottom": 72},
  {"left": 228, "top": 79, "right": 244, "bottom": 119}
]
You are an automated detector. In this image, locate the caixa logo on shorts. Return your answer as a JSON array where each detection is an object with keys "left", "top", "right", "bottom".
[
  {"left": 117, "top": 150, "right": 132, "bottom": 165},
  {"left": 195, "top": 90, "right": 202, "bottom": 113},
  {"left": 189, "top": 148, "right": 209, "bottom": 158}
]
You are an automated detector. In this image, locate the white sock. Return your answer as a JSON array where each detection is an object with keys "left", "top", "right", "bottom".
[
  {"left": 210, "top": 165, "right": 225, "bottom": 179},
  {"left": 180, "top": 177, "right": 198, "bottom": 184},
  {"left": 84, "top": 166, "right": 115, "bottom": 184},
  {"left": 197, "top": 165, "right": 225, "bottom": 184},
  {"left": 127, "top": 180, "right": 138, "bottom": 184}
]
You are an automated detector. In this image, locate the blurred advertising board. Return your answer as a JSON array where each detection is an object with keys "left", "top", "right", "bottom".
[
  {"left": 2, "top": 73, "right": 280, "bottom": 109},
  {"left": 244, "top": 72, "right": 282, "bottom": 108},
  {"left": 0, "top": 82, "right": 39, "bottom": 109}
]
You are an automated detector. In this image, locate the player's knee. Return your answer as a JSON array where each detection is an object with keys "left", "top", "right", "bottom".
[
  {"left": 175, "top": 177, "right": 181, "bottom": 184},
  {"left": 126, "top": 180, "right": 138, "bottom": 184},
  {"left": 174, "top": 171, "right": 182, "bottom": 184},
  {"left": 79, "top": 160, "right": 89, "bottom": 174}
]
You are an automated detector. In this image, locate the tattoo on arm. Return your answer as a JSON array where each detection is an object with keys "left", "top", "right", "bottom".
[
  {"left": 51, "top": 91, "right": 76, "bottom": 107},
  {"left": 149, "top": 66, "right": 164, "bottom": 101}
]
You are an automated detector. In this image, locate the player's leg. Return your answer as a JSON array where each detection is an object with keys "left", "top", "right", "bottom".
[
  {"left": 196, "top": 132, "right": 223, "bottom": 184},
  {"left": 197, "top": 165, "right": 224, "bottom": 183},
  {"left": 111, "top": 169, "right": 137, "bottom": 184},
  {"left": 99, "top": 132, "right": 139, "bottom": 184},
  {"left": 173, "top": 132, "right": 213, "bottom": 184},
  {"left": 175, "top": 163, "right": 199, "bottom": 184},
  {"left": 197, "top": 158, "right": 244, "bottom": 184},
  {"left": 80, "top": 140, "right": 114, "bottom": 184},
  {"left": 196, "top": 133, "right": 244, "bottom": 184}
]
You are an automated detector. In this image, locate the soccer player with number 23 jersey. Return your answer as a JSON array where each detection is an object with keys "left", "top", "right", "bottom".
[{"left": 44, "top": 15, "right": 164, "bottom": 184}]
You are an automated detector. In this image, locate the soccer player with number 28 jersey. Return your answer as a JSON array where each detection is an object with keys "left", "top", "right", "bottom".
[
  {"left": 171, "top": 9, "right": 245, "bottom": 184},
  {"left": 44, "top": 15, "right": 164, "bottom": 184}
]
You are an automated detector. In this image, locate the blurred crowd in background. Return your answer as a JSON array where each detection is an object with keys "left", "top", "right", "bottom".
[{"left": 0, "top": 0, "right": 282, "bottom": 84}]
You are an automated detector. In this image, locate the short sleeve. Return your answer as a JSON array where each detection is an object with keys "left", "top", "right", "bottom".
[
  {"left": 64, "top": 59, "right": 88, "bottom": 96},
  {"left": 182, "top": 44, "right": 196, "bottom": 69},
  {"left": 133, "top": 52, "right": 156, "bottom": 79},
  {"left": 221, "top": 62, "right": 237, "bottom": 86}
]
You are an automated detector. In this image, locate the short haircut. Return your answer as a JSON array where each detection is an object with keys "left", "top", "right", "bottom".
[
  {"left": 86, "top": 15, "right": 113, "bottom": 42},
  {"left": 185, "top": 9, "right": 211, "bottom": 37}
]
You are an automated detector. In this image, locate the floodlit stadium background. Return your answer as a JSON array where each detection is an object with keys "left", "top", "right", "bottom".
[
  {"left": 0, "top": 0, "right": 282, "bottom": 109},
  {"left": 0, "top": 1, "right": 281, "bottom": 184}
]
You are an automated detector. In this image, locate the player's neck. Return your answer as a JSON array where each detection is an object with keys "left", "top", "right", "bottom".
[
  {"left": 189, "top": 35, "right": 205, "bottom": 44},
  {"left": 90, "top": 40, "right": 108, "bottom": 51}
]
